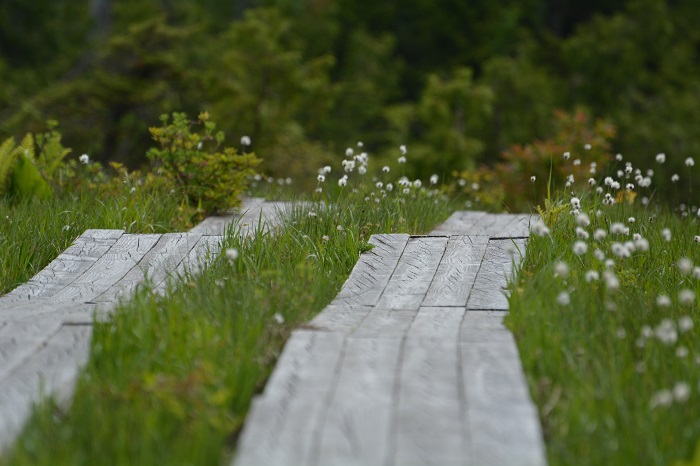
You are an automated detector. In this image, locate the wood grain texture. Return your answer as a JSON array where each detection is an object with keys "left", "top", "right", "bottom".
[
  {"left": 233, "top": 395, "right": 323, "bottom": 466},
  {"left": 333, "top": 234, "right": 410, "bottom": 307},
  {"left": 99, "top": 233, "right": 201, "bottom": 301},
  {"left": 492, "top": 214, "right": 533, "bottom": 239},
  {"left": 189, "top": 198, "right": 265, "bottom": 236},
  {"left": 422, "top": 235, "right": 488, "bottom": 307},
  {"left": 311, "top": 338, "right": 402, "bottom": 466},
  {"left": 0, "top": 229, "right": 124, "bottom": 306},
  {"left": 393, "top": 338, "right": 466, "bottom": 466},
  {"left": 467, "top": 238, "right": 527, "bottom": 310},
  {"left": 0, "top": 325, "right": 92, "bottom": 451},
  {"left": 375, "top": 236, "right": 447, "bottom": 311},
  {"left": 430, "top": 211, "right": 488, "bottom": 235},
  {"left": 307, "top": 303, "right": 372, "bottom": 333},
  {"left": 352, "top": 309, "right": 417, "bottom": 339},
  {"left": 460, "top": 341, "right": 532, "bottom": 410},
  {"left": 407, "top": 306, "right": 466, "bottom": 340},
  {"left": 262, "top": 330, "right": 345, "bottom": 400},
  {"left": 50, "top": 234, "right": 161, "bottom": 304},
  {"left": 466, "top": 405, "right": 547, "bottom": 466}
]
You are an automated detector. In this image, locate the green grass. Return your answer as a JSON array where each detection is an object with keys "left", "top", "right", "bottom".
[
  {"left": 509, "top": 191, "right": 700, "bottom": 466},
  {"left": 2, "top": 187, "right": 453, "bottom": 465},
  {"left": 0, "top": 188, "right": 188, "bottom": 295}
]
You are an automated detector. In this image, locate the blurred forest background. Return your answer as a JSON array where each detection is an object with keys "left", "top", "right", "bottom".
[{"left": 1, "top": 0, "right": 699, "bottom": 200}]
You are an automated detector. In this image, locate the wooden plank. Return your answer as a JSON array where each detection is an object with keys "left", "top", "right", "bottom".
[
  {"left": 95, "top": 233, "right": 198, "bottom": 303},
  {"left": 407, "top": 306, "right": 466, "bottom": 340},
  {"left": 466, "top": 405, "right": 547, "bottom": 466},
  {"left": 333, "top": 234, "right": 410, "bottom": 307},
  {"left": 375, "top": 236, "right": 448, "bottom": 311},
  {"left": 262, "top": 330, "right": 345, "bottom": 400},
  {"left": 352, "top": 309, "right": 417, "bottom": 339},
  {"left": 172, "top": 235, "right": 222, "bottom": 278},
  {"left": 314, "top": 338, "right": 402, "bottom": 465},
  {"left": 49, "top": 234, "right": 161, "bottom": 304},
  {"left": 307, "top": 303, "right": 372, "bottom": 333},
  {"left": 189, "top": 198, "right": 265, "bottom": 236},
  {"left": 394, "top": 338, "right": 466, "bottom": 465},
  {"left": 0, "top": 325, "right": 92, "bottom": 451},
  {"left": 467, "top": 238, "right": 527, "bottom": 311},
  {"left": 0, "top": 321, "right": 62, "bottom": 382},
  {"left": 467, "top": 213, "right": 518, "bottom": 236},
  {"left": 461, "top": 310, "right": 514, "bottom": 343},
  {"left": 460, "top": 341, "right": 532, "bottom": 410},
  {"left": 493, "top": 214, "right": 533, "bottom": 239},
  {"left": 233, "top": 395, "right": 324, "bottom": 466},
  {"left": 431, "top": 211, "right": 488, "bottom": 235},
  {"left": 0, "top": 230, "right": 124, "bottom": 305},
  {"left": 422, "top": 235, "right": 489, "bottom": 307}
]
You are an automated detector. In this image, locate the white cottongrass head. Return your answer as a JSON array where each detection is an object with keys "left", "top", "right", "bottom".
[
  {"left": 650, "top": 389, "right": 673, "bottom": 409},
  {"left": 570, "top": 197, "right": 581, "bottom": 210},
  {"left": 79, "top": 153, "right": 90, "bottom": 164},
  {"left": 656, "top": 153, "right": 666, "bottom": 163},
  {"left": 399, "top": 144, "right": 407, "bottom": 155},
  {"left": 585, "top": 270, "right": 600, "bottom": 282},
  {"left": 672, "top": 174, "right": 680, "bottom": 183},
  {"left": 656, "top": 294, "right": 671, "bottom": 307},
  {"left": 557, "top": 291, "right": 571, "bottom": 306},
  {"left": 382, "top": 165, "right": 390, "bottom": 173},
  {"left": 398, "top": 156, "right": 407, "bottom": 164},
  {"left": 686, "top": 157, "right": 695, "bottom": 167},
  {"left": 225, "top": 248, "right": 239, "bottom": 262},
  {"left": 345, "top": 147, "right": 354, "bottom": 157},
  {"left": 679, "top": 289, "right": 695, "bottom": 306},
  {"left": 554, "top": 261, "right": 570, "bottom": 278},
  {"left": 575, "top": 213, "right": 590, "bottom": 227},
  {"left": 593, "top": 229, "right": 607, "bottom": 241},
  {"left": 430, "top": 174, "right": 439, "bottom": 185},
  {"left": 530, "top": 220, "right": 550, "bottom": 237},
  {"left": 678, "top": 258, "right": 693, "bottom": 275},
  {"left": 530, "top": 176, "right": 536, "bottom": 182},
  {"left": 661, "top": 228, "right": 672, "bottom": 242},
  {"left": 678, "top": 316, "right": 694, "bottom": 333},
  {"left": 573, "top": 241, "right": 588, "bottom": 256},
  {"left": 563, "top": 151, "right": 570, "bottom": 160},
  {"left": 240, "top": 135, "right": 251, "bottom": 146},
  {"left": 673, "top": 382, "right": 691, "bottom": 402}
]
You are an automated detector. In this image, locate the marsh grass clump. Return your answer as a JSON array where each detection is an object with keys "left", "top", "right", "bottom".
[{"left": 510, "top": 149, "right": 700, "bottom": 466}]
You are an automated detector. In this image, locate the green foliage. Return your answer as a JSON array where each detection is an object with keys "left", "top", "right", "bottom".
[
  {"left": 147, "top": 112, "right": 261, "bottom": 215},
  {"left": 386, "top": 67, "right": 494, "bottom": 178},
  {"left": 495, "top": 109, "right": 616, "bottom": 211},
  {"left": 0, "top": 133, "right": 52, "bottom": 200}
]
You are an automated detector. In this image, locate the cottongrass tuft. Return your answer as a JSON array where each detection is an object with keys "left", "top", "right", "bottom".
[
  {"left": 573, "top": 241, "right": 588, "bottom": 255},
  {"left": 656, "top": 294, "right": 671, "bottom": 307},
  {"left": 557, "top": 291, "right": 571, "bottom": 306},
  {"left": 679, "top": 289, "right": 695, "bottom": 306},
  {"left": 554, "top": 261, "right": 570, "bottom": 278}
]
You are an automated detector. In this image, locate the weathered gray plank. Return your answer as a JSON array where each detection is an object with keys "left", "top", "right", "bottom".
[
  {"left": 0, "top": 325, "right": 92, "bottom": 451},
  {"left": 307, "top": 303, "right": 372, "bottom": 333},
  {"left": 466, "top": 405, "right": 547, "bottom": 466},
  {"left": 262, "top": 330, "right": 345, "bottom": 400},
  {"left": 493, "top": 214, "right": 533, "bottom": 238},
  {"left": 314, "top": 338, "right": 403, "bottom": 466},
  {"left": 375, "top": 236, "right": 447, "bottom": 311},
  {"left": 0, "top": 230, "right": 124, "bottom": 305},
  {"left": 461, "top": 341, "right": 533, "bottom": 410},
  {"left": 172, "top": 235, "right": 222, "bottom": 278},
  {"left": 467, "top": 238, "right": 527, "bottom": 310},
  {"left": 234, "top": 395, "right": 323, "bottom": 466},
  {"left": 352, "top": 309, "right": 417, "bottom": 339},
  {"left": 189, "top": 198, "right": 265, "bottom": 236},
  {"left": 468, "top": 213, "right": 520, "bottom": 236},
  {"left": 95, "top": 233, "right": 198, "bottom": 303},
  {"left": 333, "top": 234, "right": 410, "bottom": 307},
  {"left": 393, "top": 338, "right": 466, "bottom": 466},
  {"left": 422, "top": 235, "right": 489, "bottom": 307},
  {"left": 49, "top": 234, "right": 161, "bottom": 304},
  {"left": 0, "top": 321, "right": 63, "bottom": 382},
  {"left": 461, "top": 310, "right": 514, "bottom": 343},
  {"left": 407, "top": 306, "right": 466, "bottom": 340},
  {"left": 431, "top": 211, "right": 489, "bottom": 235}
]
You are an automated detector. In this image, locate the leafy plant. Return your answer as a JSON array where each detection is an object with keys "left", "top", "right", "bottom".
[{"left": 147, "top": 112, "right": 261, "bottom": 215}]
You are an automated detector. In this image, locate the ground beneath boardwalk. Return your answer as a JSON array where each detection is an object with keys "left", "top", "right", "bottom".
[{"left": 233, "top": 212, "right": 547, "bottom": 466}]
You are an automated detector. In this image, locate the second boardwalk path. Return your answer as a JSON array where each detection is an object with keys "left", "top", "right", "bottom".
[{"left": 233, "top": 212, "right": 547, "bottom": 466}]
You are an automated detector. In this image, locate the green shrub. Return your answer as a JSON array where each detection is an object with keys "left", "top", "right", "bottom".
[{"left": 147, "top": 112, "right": 261, "bottom": 215}]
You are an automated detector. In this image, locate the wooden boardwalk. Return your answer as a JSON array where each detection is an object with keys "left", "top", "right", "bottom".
[
  {"left": 233, "top": 211, "right": 547, "bottom": 466},
  {"left": 0, "top": 198, "right": 288, "bottom": 452}
]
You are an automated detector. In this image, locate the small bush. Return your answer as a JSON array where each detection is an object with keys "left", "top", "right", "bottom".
[{"left": 147, "top": 112, "right": 261, "bottom": 215}]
